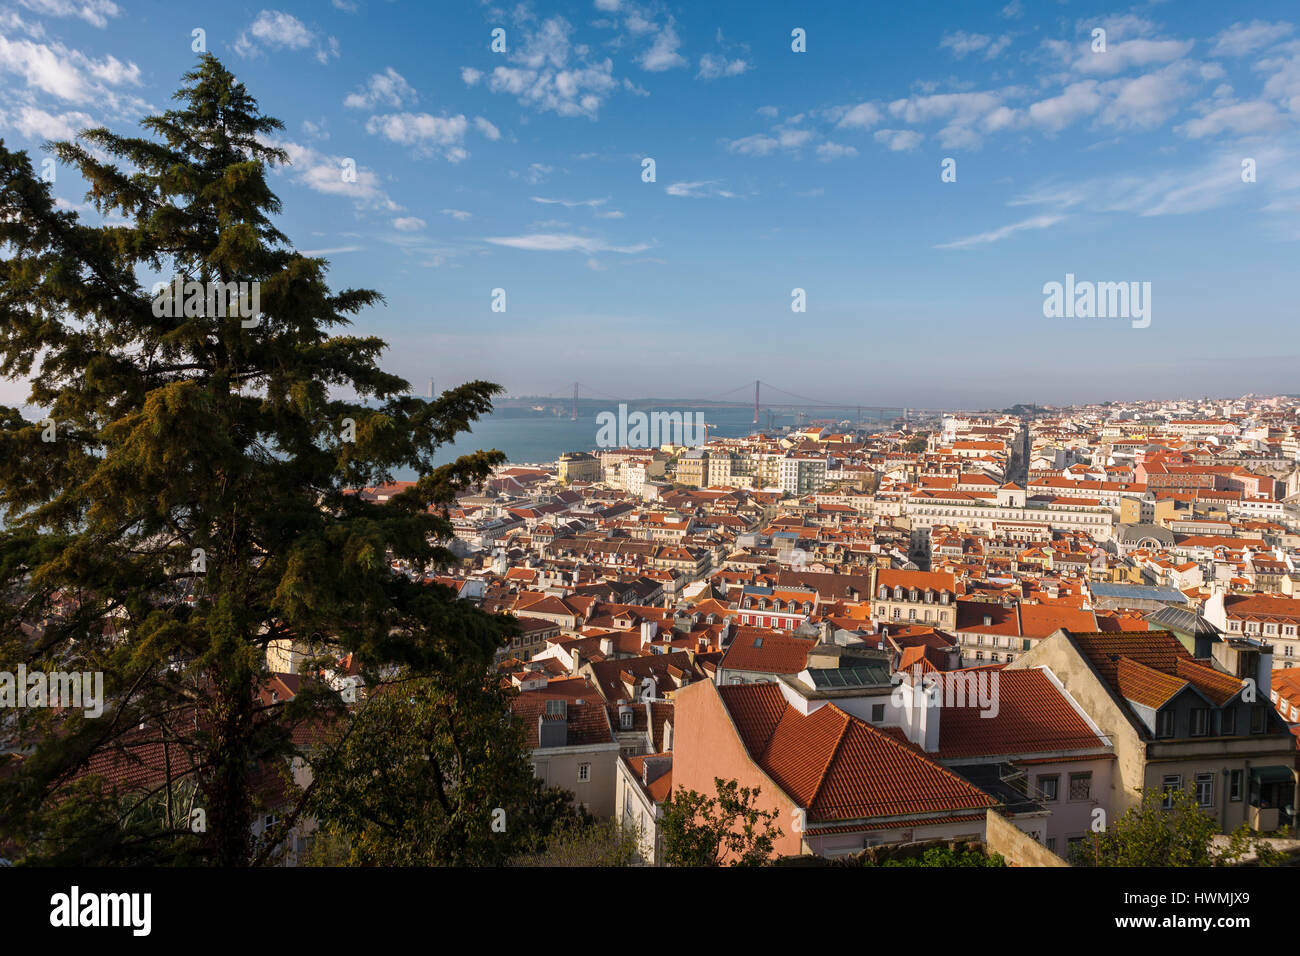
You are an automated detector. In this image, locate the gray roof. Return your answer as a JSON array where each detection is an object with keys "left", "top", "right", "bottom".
[
  {"left": 1115, "top": 523, "right": 1174, "bottom": 545},
  {"left": 1090, "top": 582, "right": 1188, "bottom": 603},
  {"left": 1145, "top": 604, "right": 1221, "bottom": 638}
]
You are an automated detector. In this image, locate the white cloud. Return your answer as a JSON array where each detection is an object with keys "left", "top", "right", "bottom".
[
  {"left": 531, "top": 196, "right": 606, "bottom": 207},
  {"left": 484, "top": 233, "right": 651, "bottom": 254},
  {"left": 17, "top": 0, "right": 119, "bottom": 28},
  {"left": 698, "top": 53, "right": 747, "bottom": 79},
  {"left": 365, "top": 112, "right": 470, "bottom": 161},
  {"left": 726, "top": 133, "right": 778, "bottom": 155},
  {"left": 344, "top": 67, "right": 416, "bottom": 109},
  {"left": 940, "top": 32, "right": 1012, "bottom": 60},
  {"left": 235, "top": 10, "right": 337, "bottom": 63},
  {"left": 6, "top": 105, "right": 93, "bottom": 140},
  {"left": 441, "top": 208, "right": 473, "bottom": 221},
  {"left": 727, "top": 126, "right": 813, "bottom": 156},
  {"left": 887, "top": 91, "right": 1006, "bottom": 147},
  {"left": 816, "top": 141, "right": 857, "bottom": 160},
  {"left": 640, "top": 17, "right": 686, "bottom": 71},
  {"left": 1027, "top": 81, "right": 1102, "bottom": 132},
  {"left": 1098, "top": 62, "right": 1198, "bottom": 130},
  {"left": 1258, "top": 47, "right": 1300, "bottom": 113},
  {"left": 1210, "top": 21, "right": 1294, "bottom": 58},
  {"left": 936, "top": 214, "right": 1065, "bottom": 249},
  {"left": 462, "top": 67, "right": 483, "bottom": 86},
  {"left": 835, "top": 102, "right": 882, "bottom": 130},
  {"left": 873, "top": 128, "right": 923, "bottom": 151},
  {"left": 0, "top": 35, "right": 142, "bottom": 107},
  {"left": 392, "top": 216, "right": 426, "bottom": 231},
  {"left": 665, "top": 180, "right": 736, "bottom": 198},
  {"left": 474, "top": 116, "right": 501, "bottom": 140},
  {"left": 279, "top": 140, "right": 399, "bottom": 211},
  {"left": 1073, "top": 38, "right": 1193, "bottom": 76},
  {"left": 1178, "top": 100, "right": 1287, "bottom": 138}
]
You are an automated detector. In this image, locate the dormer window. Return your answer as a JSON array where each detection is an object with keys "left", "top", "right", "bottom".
[
  {"left": 619, "top": 710, "right": 634, "bottom": 730},
  {"left": 878, "top": 586, "right": 888, "bottom": 599},
  {"left": 894, "top": 587, "right": 904, "bottom": 600},
  {"left": 940, "top": 593, "right": 950, "bottom": 605},
  {"left": 909, "top": 589, "right": 918, "bottom": 602}
]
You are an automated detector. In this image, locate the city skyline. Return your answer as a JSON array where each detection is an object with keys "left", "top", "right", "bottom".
[{"left": 0, "top": 2, "right": 1298, "bottom": 408}]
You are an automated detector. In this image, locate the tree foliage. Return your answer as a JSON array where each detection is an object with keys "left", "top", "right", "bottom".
[
  {"left": 1078, "top": 786, "right": 1284, "bottom": 867},
  {"left": 0, "top": 55, "right": 514, "bottom": 865},
  {"left": 660, "top": 777, "right": 783, "bottom": 866},
  {"left": 304, "top": 668, "right": 583, "bottom": 866}
]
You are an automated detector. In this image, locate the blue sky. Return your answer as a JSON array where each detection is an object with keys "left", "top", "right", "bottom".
[{"left": 1, "top": 0, "right": 1299, "bottom": 409}]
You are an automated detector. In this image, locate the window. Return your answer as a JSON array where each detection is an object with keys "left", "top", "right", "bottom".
[
  {"left": 577, "top": 763, "right": 590, "bottom": 782},
  {"left": 1156, "top": 709, "right": 1175, "bottom": 738},
  {"left": 871, "top": 703, "right": 885, "bottom": 722},
  {"left": 1038, "top": 775, "right": 1059, "bottom": 802},
  {"left": 1229, "top": 769, "right": 1243, "bottom": 801},
  {"left": 1222, "top": 708, "right": 1236, "bottom": 735},
  {"left": 1189, "top": 708, "right": 1209, "bottom": 737},
  {"left": 1161, "top": 775, "right": 1182, "bottom": 809},
  {"left": 1250, "top": 706, "right": 1269, "bottom": 734},
  {"left": 1194, "top": 772, "right": 1214, "bottom": 808},
  {"left": 1069, "top": 773, "right": 1092, "bottom": 801},
  {"left": 1046, "top": 837, "right": 1057, "bottom": 852}
]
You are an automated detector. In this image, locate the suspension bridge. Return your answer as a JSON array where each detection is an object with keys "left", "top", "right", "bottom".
[{"left": 514, "top": 379, "right": 958, "bottom": 430}]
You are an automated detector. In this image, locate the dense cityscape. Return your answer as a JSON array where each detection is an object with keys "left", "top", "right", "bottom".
[{"left": 1, "top": 0, "right": 1298, "bottom": 938}]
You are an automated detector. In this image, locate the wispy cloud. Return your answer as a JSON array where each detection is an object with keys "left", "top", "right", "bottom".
[
  {"left": 935, "top": 214, "right": 1065, "bottom": 249},
  {"left": 484, "top": 233, "right": 652, "bottom": 254}
]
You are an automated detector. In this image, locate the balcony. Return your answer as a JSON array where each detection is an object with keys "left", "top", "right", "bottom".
[{"left": 1248, "top": 804, "right": 1279, "bottom": 832}]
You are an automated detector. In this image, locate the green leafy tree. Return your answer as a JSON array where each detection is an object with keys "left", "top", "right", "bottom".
[
  {"left": 1079, "top": 786, "right": 1283, "bottom": 867},
  {"left": 660, "top": 777, "right": 783, "bottom": 866},
  {"left": 878, "top": 845, "right": 1005, "bottom": 867},
  {"left": 0, "top": 55, "right": 513, "bottom": 866},
  {"left": 510, "top": 817, "right": 641, "bottom": 867},
  {"left": 902, "top": 436, "right": 927, "bottom": 453},
  {"left": 304, "top": 669, "right": 583, "bottom": 866}
]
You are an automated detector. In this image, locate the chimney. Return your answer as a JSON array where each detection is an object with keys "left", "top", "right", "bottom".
[{"left": 570, "top": 649, "right": 582, "bottom": 677}]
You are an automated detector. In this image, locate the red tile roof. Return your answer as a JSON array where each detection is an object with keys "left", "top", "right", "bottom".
[
  {"left": 719, "top": 628, "right": 815, "bottom": 674},
  {"left": 937, "top": 670, "right": 1107, "bottom": 758},
  {"left": 717, "top": 683, "right": 993, "bottom": 823}
]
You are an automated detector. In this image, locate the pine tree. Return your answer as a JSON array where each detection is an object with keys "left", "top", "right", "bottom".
[{"left": 0, "top": 55, "right": 515, "bottom": 865}]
